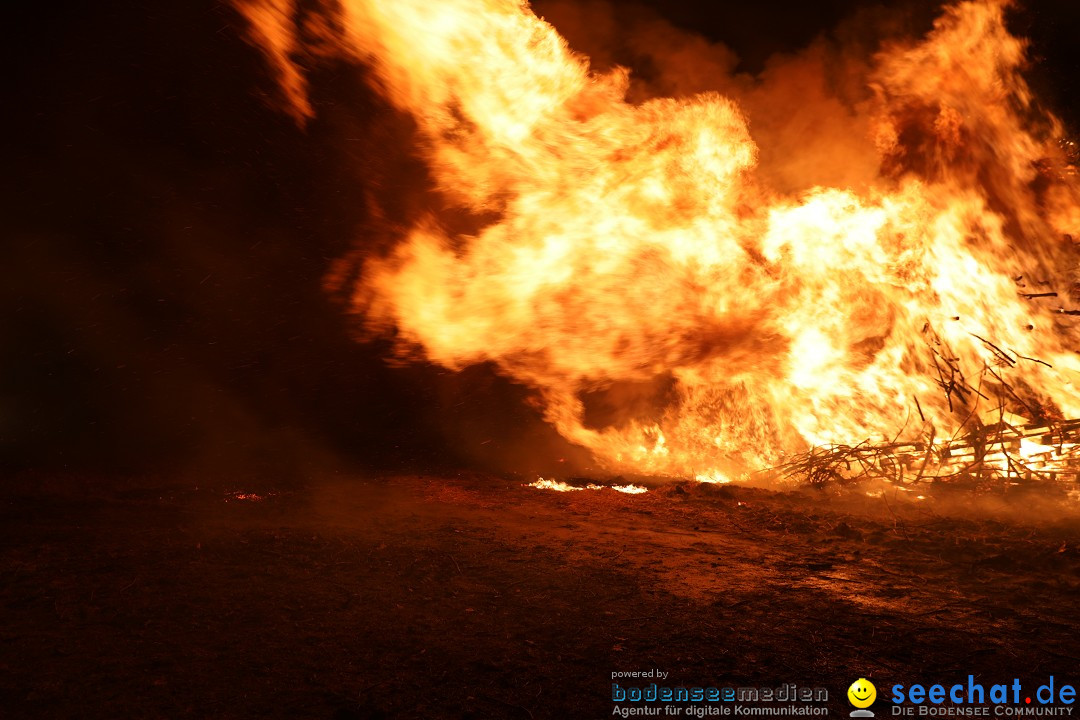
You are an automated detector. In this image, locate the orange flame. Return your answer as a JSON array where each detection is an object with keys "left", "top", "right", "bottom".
[{"left": 241, "top": 0, "right": 1080, "bottom": 482}]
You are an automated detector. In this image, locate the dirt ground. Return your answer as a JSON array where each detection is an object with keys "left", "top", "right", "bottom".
[{"left": 3, "top": 471, "right": 1080, "bottom": 718}]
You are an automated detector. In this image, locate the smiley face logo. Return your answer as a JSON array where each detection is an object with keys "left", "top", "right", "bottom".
[{"left": 848, "top": 678, "right": 876, "bottom": 708}]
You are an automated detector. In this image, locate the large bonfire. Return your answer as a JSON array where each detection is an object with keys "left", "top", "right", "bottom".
[{"left": 239, "top": 0, "right": 1080, "bottom": 485}]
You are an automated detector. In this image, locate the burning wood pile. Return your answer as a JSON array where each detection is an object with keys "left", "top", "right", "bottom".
[
  {"left": 775, "top": 417, "right": 1080, "bottom": 488},
  {"left": 776, "top": 323, "right": 1080, "bottom": 489},
  {"left": 773, "top": 319, "right": 1080, "bottom": 489}
]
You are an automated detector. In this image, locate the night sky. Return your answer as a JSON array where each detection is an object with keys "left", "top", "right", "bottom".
[{"left": 6, "top": 0, "right": 1080, "bottom": 478}]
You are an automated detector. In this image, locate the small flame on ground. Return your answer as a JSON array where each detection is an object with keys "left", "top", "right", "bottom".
[
  {"left": 526, "top": 478, "right": 647, "bottom": 494},
  {"left": 612, "top": 484, "right": 648, "bottom": 494}
]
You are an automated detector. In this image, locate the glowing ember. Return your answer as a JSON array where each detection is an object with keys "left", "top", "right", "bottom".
[
  {"left": 242, "top": 0, "right": 1080, "bottom": 484},
  {"left": 224, "top": 491, "right": 276, "bottom": 502}
]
